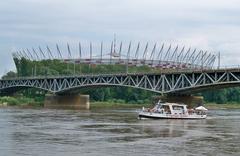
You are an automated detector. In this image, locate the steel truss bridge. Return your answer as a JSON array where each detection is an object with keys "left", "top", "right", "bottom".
[{"left": 1, "top": 68, "right": 240, "bottom": 95}]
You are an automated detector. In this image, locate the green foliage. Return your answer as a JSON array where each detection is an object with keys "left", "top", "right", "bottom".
[
  {"left": 202, "top": 88, "right": 240, "bottom": 104},
  {"left": 81, "top": 87, "right": 155, "bottom": 104},
  {"left": 1, "top": 71, "right": 17, "bottom": 79},
  {"left": 0, "top": 96, "right": 19, "bottom": 105},
  {"left": 13, "top": 58, "right": 161, "bottom": 77},
  {"left": 0, "top": 96, "right": 38, "bottom": 106}
]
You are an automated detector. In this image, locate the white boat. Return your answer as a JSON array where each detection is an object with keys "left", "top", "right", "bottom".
[{"left": 138, "top": 101, "right": 207, "bottom": 119}]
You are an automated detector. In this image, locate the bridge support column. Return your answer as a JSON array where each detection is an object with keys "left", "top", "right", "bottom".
[
  {"left": 154, "top": 95, "right": 204, "bottom": 108},
  {"left": 44, "top": 94, "right": 90, "bottom": 110}
]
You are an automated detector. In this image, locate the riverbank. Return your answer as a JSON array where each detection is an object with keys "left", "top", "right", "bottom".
[
  {"left": 205, "top": 103, "right": 240, "bottom": 109},
  {"left": 91, "top": 102, "right": 150, "bottom": 109},
  {"left": 1, "top": 96, "right": 240, "bottom": 109},
  {"left": 91, "top": 102, "right": 240, "bottom": 110}
]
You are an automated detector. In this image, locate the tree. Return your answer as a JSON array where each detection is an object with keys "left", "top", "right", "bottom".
[{"left": 1, "top": 71, "right": 17, "bottom": 79}]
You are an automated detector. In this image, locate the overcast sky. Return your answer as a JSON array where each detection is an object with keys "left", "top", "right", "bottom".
[{"left": 1, "top": 0, "right": 240, "bottom": 76}]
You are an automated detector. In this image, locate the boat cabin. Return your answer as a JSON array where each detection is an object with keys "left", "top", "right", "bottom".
[{"left": 161, "top": 103, "right": 187, "bottom": 115}]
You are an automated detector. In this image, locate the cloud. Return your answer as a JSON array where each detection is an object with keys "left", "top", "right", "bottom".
[{"left": 0, "top": 0, "right": 240, "bottom": 76}]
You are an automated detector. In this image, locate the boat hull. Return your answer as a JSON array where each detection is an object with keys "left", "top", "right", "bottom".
[{"left": 138, "top": 112, "right": 207, "bottom": 120}]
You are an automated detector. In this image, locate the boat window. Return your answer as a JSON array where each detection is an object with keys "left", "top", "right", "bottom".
[
  {"left": 162, "top": 105, "right": 171, "bottom": 114},
  {"left": 172, "top": 106, "right": 184, "bottom": 110}
]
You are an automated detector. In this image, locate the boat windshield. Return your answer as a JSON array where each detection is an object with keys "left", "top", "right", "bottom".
[
  {"left": 153, "top": 104, "right": 161, "bottom": 110},
  {"left": 154, "top": 101, "right": 165, "bottom": 109}
]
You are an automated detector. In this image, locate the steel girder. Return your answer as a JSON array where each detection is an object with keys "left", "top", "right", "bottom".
[{"left": 1, "top": 70, "right": 240, "bottom": 94}]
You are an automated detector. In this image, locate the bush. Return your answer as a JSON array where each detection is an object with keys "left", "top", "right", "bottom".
[
  {"left": 0, "top": 96, "right": 39, "bottom": 106},
  {"left": 18, "top": 97, "right": 34, "bottom": 104},
  {"left": 0, "top": 97, "right": 19, "bottom": 106},
  {"left": 115, "top": 99, "right": 125, "bottom": 104},
  {"left": 137, "top": 100, "right": 144, "bottom": 104}
]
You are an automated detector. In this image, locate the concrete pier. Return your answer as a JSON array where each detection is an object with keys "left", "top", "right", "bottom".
[
  {"left": 153, "top": 95, "right": 204, "bottom": 108},
  {"left": 44, "top": 94, "right": 90, "bottom": 110}
]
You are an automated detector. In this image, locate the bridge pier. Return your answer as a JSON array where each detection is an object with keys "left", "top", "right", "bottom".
[
  {"left": 44, "top": 94, "right": 90, "bottom": 110},
  {"left": 154, "top": 95, "right": 204, "bottom": 108}
]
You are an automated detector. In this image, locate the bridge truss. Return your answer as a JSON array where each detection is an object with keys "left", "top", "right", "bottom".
[{"left": 1, "top": 69, "right": 240, "bottom": 94}]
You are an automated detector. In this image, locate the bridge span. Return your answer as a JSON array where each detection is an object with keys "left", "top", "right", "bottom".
[{"left": 1, "top": 68, "right": 240, "bottom": 95}]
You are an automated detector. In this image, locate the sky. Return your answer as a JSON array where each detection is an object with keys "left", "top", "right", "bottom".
[{"left": 1, "top": 0, "right": 240, "bottom": 76}]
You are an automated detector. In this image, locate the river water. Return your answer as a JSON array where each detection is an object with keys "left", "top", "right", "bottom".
[{"left": 0, "top": 107, "right": 239, "bottom": 156}]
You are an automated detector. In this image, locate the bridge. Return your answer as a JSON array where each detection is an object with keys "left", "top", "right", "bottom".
[
  {"left": 1, "top": 68, "right": 240, "bottom": 95},
  {"left": 5, "top": 39, "right": 223, "bottom": 94},
  {"left": 1, "top": 39, "right": 237, "bottom": 108}
]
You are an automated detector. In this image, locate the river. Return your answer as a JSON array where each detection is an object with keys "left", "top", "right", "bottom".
[{"left": 0, "top": 107, "right": 239, "bottom": 156}]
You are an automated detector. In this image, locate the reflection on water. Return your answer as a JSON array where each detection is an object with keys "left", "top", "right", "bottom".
[{"left": 0, "top": 108, "right": 239, "bottom": 156}]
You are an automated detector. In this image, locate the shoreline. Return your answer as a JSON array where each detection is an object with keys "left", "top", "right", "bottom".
[
  {"left": 91, "top": 102, "right": 240, "bottom": 110},
  {"left": 1, "top": 99, "right": 240, "bottom": 110},
  {"left": 204, "top": 103, "right": 240, "bottom": 110}
]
